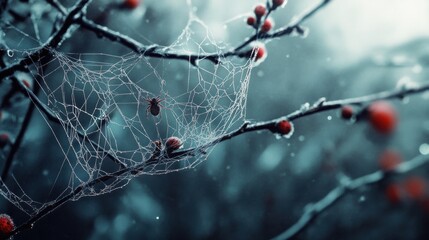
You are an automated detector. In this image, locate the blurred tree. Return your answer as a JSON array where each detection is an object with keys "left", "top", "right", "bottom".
[{"left": 0, "top": 0, "right": 429, "bottom": 239}]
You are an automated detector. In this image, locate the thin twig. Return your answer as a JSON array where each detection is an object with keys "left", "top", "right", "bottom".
[
  {"left": 271, "top": 154, "right": 429, "bottom": 240},
  {"left": 0, "top": 78, "right": 40, "bottom": 182}
]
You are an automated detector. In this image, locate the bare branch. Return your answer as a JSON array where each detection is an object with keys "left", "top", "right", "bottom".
[
  {"left": 271, "top": 154, "right": 429, "bottom": 240},
  {"left": 49, "top": 0, "right": 333, "bottom": 64},
  {"left": 170, "top": 82, "right": 429, "bottom": 159},
  {"left": 0, "top": 0, "right": 332, "bottom": 82},
  {"left": 0, "top": 77, "right": 40, "bottom": 182},
  {"left": 3, "top": 150, "right": 163, "bottom": 239},
  {"left": 0, "top": 0, "right": 92, "bottom": 82}
]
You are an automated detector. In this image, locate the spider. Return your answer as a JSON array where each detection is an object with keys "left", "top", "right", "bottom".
[{"left": 146, "top": 97, "right": 163, "bottom": 116}]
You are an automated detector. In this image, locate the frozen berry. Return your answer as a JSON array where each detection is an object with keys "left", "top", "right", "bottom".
[
  {"left": 368, "top": 101, "right": 397, "bottom": 134},
  {"left": 378, "top": 149, "right": 402, "bottom": 171},
  {"left": 385, "top": 183, "right": 402, "bottom": 204},
  {"left": 260, "top": 19, "right": 273, "bottom": 33},
  {"left": 0, "top": 214, "right": 14, "bottom": 238},
  {"left": 124, "top": 0, "right": 139, "bottom": 9},
  {"left": 252, "top": 44, "right": 266, "bottom": 61},
  {"left": 254, "top": 5, "right": 266, "bottom": 17},
  {"left": 276, "top": 120, "right": 292, "bottom": 135},
  {"left": 403, "top": 176, "right": 426, "bottom": 200},
  {"left": 272, "top": 0, "right": 287, "bottom": 8},
  {"left": 247, "top": 16, "right": 256, "bottom": 26},
  {"left": 340, "top": 105, "right": 354, "bottom": 119}
]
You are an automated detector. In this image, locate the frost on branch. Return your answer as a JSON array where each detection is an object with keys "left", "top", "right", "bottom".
[{"left": 1, "top": 0, "right": 429, "bottom": 239}]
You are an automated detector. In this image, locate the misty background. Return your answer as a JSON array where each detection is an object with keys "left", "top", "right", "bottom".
[{"left": 1, "top": 0, "right": 429, "bottom": 239}]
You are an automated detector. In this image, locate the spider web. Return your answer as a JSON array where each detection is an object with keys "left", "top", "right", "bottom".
[{"left": 0, "top": 4, "right": 257, "bottom": 216}]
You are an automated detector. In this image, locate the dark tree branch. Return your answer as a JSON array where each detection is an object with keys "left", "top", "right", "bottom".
[
  {"left": 233, "top": 0, "right": 332, "bottom": 52},
  {"left": 4, "top": 150, "right": 162, "bottom": 239},
  {"left": 0, "top": 0, "right": 332, "bottom": 81},
  {"left": 47, "top": 0, "right": 333, "bottom": 66},
  {"left": 0, "top": 0, "right": 128, "bottom": 182},
  {"left": 169, "top": 81, "right": 429, "bottom": 159},
  {"left": 0, "top": 77, "right": 40, "bottom": 182},
  {"left": 4, "top": 78, "right": 429, "bottom": 238},
  {"left": 271, "top": 154, "right": 429, "bottom": 240},
  {"left": 0, "top": 0, "right": 92, "bottom": 82},
  {"left": 11, "top": 77, "right": 127, "bottom": 168},
  {"left": 2, "top": 0, "right": 125, "bottom": 173}
]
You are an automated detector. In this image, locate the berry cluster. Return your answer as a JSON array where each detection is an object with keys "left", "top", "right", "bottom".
[
  {"left": 247, "top": 0, "right": 287, "bottom": 30},
  {"left": 377, "top": 150, "right": 429, "bottom": 212},
  {"left": 385, "top": 176, "right": 428, "bottom": 206},
  {"left": 242, "top": 1, "right": 288, "bottom": 62},
  {"left": 340, "top": 101, "right": 397, "bottom": 134}
]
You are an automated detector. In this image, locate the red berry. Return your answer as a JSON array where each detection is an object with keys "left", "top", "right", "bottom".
[
  {"left": 247, "top": 16, "right": 256, "bottom": 26},
  {"left": 0, "top": 133, "right": 10, "bottom": 148},
  {"left": 276, "top": 120, "right": 292, "bottom": 135},
  {"left": 254, "top": 5, "right": 266, "bottom": 17},
  {"left": 385, "top": 183, "right": 402, "bottom": 204},
  {"left": 260, "top": 19, "right": 273, "bottom": 33},
  {"left": 403, "top": 176, "right": 426, "bottom": 200},
  {"left": 165, "top": 137, "right": 183, "bottom": 153},
  {"left": 272, "top": 0, "right": 286, "bottom": 7},
  {"left": 252, "top": 44, "right": 266, "bottom": 61},
  {"left": 378, "top": 149, "right": 402, "bottom": 171},
  {"left": 368, "top": 101, "right": 397, "bottom": 134},
  {"left": 124, "top": 0, "right": 139, "bottom": 9},
  {"left": 0, "top": 214, "right": 14, "bottom": 238},
  {"left": 340, "top": 105, "right": 353, "bottom": 119}
]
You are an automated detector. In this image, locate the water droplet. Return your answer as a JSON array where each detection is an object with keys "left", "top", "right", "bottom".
[
  {"left": 327, "top": 116, "right": 332, "bottom": 120},
  {"left": 7, "top": 50, "right": 14, "bottom": 57},
  {"left": 419, "top": 143, "right": 429, "bottom": 155},
  {"left": 298, "top": 135, "right": 305, "bottom": 142},
  {"left": 257, "top": 70, "right": 264, "bottom": 77},
  {"left": 156, "top": 216, "right": 160, "bottom": 220}
]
